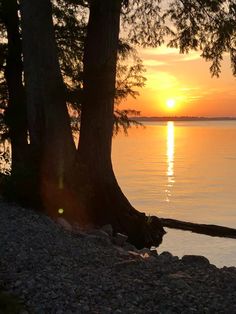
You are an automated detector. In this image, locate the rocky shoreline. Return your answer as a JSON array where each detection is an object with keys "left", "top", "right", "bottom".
[{"left": 1, "top": 200, "right": 236, "bottom": 313}]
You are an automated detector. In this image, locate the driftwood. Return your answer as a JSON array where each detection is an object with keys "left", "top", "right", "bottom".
[{"left": 160, "top": 218, "right": 236, "bottom": 239}]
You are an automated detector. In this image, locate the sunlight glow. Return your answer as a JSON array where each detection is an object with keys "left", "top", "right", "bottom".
[
  {"left": 166, "top": 98, "right": 176, "bottom": 109},
  {"left": 166, "top": 121, "right": 175, "bottom": 202}
]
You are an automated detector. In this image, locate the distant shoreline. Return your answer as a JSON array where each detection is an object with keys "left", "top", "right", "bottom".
[{"left": 131, "top": 116, "right": 236, "bottom": 122}]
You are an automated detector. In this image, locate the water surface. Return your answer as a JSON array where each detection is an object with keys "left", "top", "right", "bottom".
[{"left": 112, "top": 121, "right": 236, "bottom": 267}]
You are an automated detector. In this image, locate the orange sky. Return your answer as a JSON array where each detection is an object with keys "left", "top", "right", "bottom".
[{"left": 119, "top": 46, "right": 236, "bottom": 117}]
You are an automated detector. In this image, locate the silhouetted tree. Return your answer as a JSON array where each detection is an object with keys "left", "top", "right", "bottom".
[
  {"left": 75, "top": 0, "right": 164, "bottom": 247},
  {"left": 1, "top": 0, "right": 28, "bottom": 178},
  {"left": 17, "top": 0, "right": 165, "bottom": 247},
  {"left": 166, "top": 0, "right": 236, "bottom": 77},
  {"left": 20, "top": 0, "right": 76, "bottom": 209},
  {"left": 10, "top": 0, "right": 236, "bottom": 247}
]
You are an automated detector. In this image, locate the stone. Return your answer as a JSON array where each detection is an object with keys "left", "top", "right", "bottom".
[
  {"left": 138, "top": 248, "right": 151, "bottom": 256},
  {"left": 86, "top": 234, "right": 111, "bottom": 245},
  {"left": 159, "top": 251, "right": 173, "bottom": 262},
  {"left": 113, "top": 260, "right": 139, "bottom": 271},
  {"left": 182, "top": 255, "right": 210, "bottom": 266},
  {"left": 72, "top": 223, "right": 86, "bottom": 236},
  {"left": 1, "top": 200, "right": 236, "bottom": 314},
  {"left": 101, "top": 224, "right": 113, "bottom": 237},
  {"left": 89, "top": 229, "right": 110, "bottom": 239},
  {"left": 150, "top": 247, "right": 158, "bottom": 256},
  {"left": 56, "top": 217, "right": 72, "bottom": 232},
  {"left": 168, "top": 271, "right": 192, "bottom": 280},
  {"left": 123, "top": 243, "right": 138, "bottom": 252},
  {"left": 113, "top": 233, "right": 128, "bottom": 246}
]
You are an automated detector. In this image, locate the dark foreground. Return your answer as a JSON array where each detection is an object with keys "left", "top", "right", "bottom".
[{"left": 0, "top": 200, "right": 236, "bottom": 313}]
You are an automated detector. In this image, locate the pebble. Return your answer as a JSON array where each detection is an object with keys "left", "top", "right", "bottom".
[
  {"left": 0, "top": 200, "right": 236, "bottom": 313},
  {"left": 113, "top": 232, "right": 128, "bottom": 246}
]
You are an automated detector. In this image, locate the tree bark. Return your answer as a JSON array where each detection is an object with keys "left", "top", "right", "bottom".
[
  {"left": 2, "top": 0, "right": 28, "bottom": 177},
  {"left": 20, "top": 0, "right": 76, "bottom": 214},
  {"left": 77, "top": 0, "right": 165, "bottom": 248}
]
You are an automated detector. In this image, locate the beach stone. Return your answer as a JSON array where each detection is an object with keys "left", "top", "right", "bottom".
[
  {"left": 113, "top": 259, "right": 140, "bottom": 271},
  {"left": 113, "top": 233, "right": 128, "bottom": 246},
  {"left": 182, "top": 255, "right": 210, "bottom": 266},
  {"left": 159, "top": 251, "right": 173, "bottom": 262},
  {"left": 1, "top": 200, "right": 236, "bottom": 314},
  {"left": 72, "top": 223, "right": 86, "bottom": 236},
  {"left": 168, "top": 271, "right": 192, "bottom": 280},
  {"left": 86, "top": 234, "right": 111, "bottom": 245},
  {"left": 89, "top": 229, "right": 110, "bottom": 239},
  {"left": 123, "top": 243, "right": 138, "bottom": 252},
  {"left": 101, "top": 224, "right": 113, "bottom": 237},
  {"left": 150, "top": 247, "right": 158, "bottom": 256},
  {"left": 138, "top": 247, "right": 151, "bottom": 256},
  {"left": 56, "top": 217, "right": 72, "bottom": 232}
]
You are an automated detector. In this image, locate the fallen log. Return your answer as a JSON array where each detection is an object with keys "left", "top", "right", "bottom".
[{"left": 160, "top": 218, "right": 236, "bottom": 239}]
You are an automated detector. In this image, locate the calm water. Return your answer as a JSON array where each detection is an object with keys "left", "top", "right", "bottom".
[{"left": 112, "top": 121, "right": 236, "bottom": 267}]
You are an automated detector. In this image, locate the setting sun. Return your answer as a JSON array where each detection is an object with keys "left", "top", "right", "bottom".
[{"left": 166, "top": 98, "right": 176, "bottom": 109}]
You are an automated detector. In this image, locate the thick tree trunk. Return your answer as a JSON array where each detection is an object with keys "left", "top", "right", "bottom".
[
  {"left": 2, "top": 0, "right": 28, "bottom": 177},
  {"left": 20, "top": 0, "right": 76, "bottom": 214},
  {"left": 77, "top": 0, "right": 165, "bottom": 248}
]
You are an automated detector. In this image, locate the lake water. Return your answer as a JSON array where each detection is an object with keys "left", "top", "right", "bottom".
[{"left": 112, "top": 121, "right": 236, "bottom": 267}]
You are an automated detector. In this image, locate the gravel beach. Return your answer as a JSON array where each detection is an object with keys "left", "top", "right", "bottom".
[{"left": 0, "top": 200, "right": 236, "bottom": 313}]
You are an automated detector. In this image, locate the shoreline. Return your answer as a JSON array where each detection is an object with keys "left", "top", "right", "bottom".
[{"left": 1, "top": 200, "right": 236, "bottom": 313}]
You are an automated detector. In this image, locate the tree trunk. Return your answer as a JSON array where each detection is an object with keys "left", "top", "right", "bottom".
[
  {"left": 77, "top": 0, "right": 165, "bottom": 248},
  {"left": 2, "top": 0, "right": 28, "bottom": 177},
  {"left": 20, "top": 0, "right": 76, "bottom": 215}
]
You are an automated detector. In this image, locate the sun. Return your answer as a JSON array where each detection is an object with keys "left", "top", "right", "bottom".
[{"left": 166, "top": 98, "right": 176, "bottom": 109}]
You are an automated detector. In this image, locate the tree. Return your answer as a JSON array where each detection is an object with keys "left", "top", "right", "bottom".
[
  {"left": 52, "top": 0, "right": 146, "bottom": 134},
  {"left": 76, "top": 0, "right": 164, "bottom": 247},
  {"left": 1, "top": 0, "right": 28, "bottom": 178},
  {"left": 9, "top": 0, "right": 236, "bottom": 247},
  {"left": 20, "top": 0, "right": 76, "bottom": 213},
  {"left": 18, "top": 0, "right": 165, "bottom": 248}
]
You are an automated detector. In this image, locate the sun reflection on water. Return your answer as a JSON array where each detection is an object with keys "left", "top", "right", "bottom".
[{"left": 166, "top": 121, "right": 175, "bottom": 202}]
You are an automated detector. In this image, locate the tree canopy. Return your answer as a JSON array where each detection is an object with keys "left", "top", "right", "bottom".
[{"left": 166, "top": 0, "right": 236, "bottom": 76}]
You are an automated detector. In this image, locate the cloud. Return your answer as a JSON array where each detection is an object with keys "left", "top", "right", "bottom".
[
  {"left": 139, "top": 45, "right": 201, "bottom": 71},
  {"left": 143, "top": 59, "right": 167, "bottom": 67}
]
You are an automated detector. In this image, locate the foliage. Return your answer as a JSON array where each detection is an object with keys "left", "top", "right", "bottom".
[
  {"left": 52, "top": 1, "right": 146, "bottom": 133},
  {"left": 0, "top": 0, "right": 147, "bottom": 154},
  {"left": 166, "top": 0, "right": 236, "bottom": 77},
  {"left": 121, "top": 0, "right": 169, "bottom": 47},
  {"left": 113, "top": 109, "right": 143, "bottom": 135},
  {"left": 116, "top": 43, "right": 146, "bottom": 102}
]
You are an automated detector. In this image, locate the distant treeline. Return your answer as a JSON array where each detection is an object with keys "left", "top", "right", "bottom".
[{"left": 132, "top": 116, "right": 236, "bottom": 122}]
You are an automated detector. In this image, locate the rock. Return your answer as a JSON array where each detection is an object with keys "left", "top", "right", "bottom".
[
  {"left": 113, "top": 233, "right": 128, "bottom": 246},
  {"left": 72, "top": 223, "right": 86, "bottom": 236},
  {"left": 182, "top": 255, "right": 210, "bottom": 266},
  {"left": 101, "top": 224, "right": 113, "bottom": 237},
  {"left": 113, "top": 259, "right": 140, "bottom": 271},
  {"left": 138, "top": 247, "right": 151, "bottom": 255},
  {"left": 56, "top": 217, "right": 72, "bottom": 232},
  {"left": 150, "top": 247, "right": 158, "bottom": 256},
  {"left": 85, "top": 234, "right": 111, "bottom": 245},
  {"left": 123, "top": 243, "right": 138, "bottom": 252},
  {"left": 159, "top": 251, "right": 173, "bottom": 262},
  {"left": 1, "top": 200, "right": 236, "bottom": 314},
  {"left": 89, "top": 229, "right": 110, "bottom": 239},
  {"left": 168, "top": 271, "right": 192, "bottom": 280},
  {"left": 115, "top": 246, "right": 131, "bottom": 257}
]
